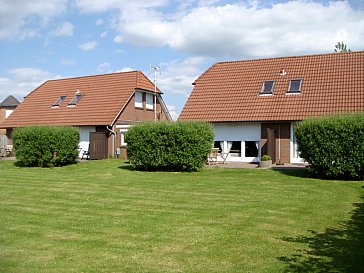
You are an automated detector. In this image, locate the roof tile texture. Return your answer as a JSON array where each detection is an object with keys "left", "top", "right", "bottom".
[
  {"left": 179, "top": 51, "right": 364, "bottom": 122},
  {"left": 1, "top": 71, "right": 158, "bottom": 128}
]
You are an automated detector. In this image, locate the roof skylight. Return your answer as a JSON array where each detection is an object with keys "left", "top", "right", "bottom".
[
  {"left": 52, "top": 96, "right": 67, "bottom": 107},
  {"left": 68, "top": 94, "right": 83, "bottom": 106},
  {"left": 260, "top": 80, "right": 275, "bottom": 95},
  {"left": 287, "top": 79, "right": 302, "bottom": 93}
]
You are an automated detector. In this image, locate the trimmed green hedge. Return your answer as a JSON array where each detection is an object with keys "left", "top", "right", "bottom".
[
  {"left": 295, "top": 113, "right": 364, "bottom": 180},
  {"left": 125, "top": 121, "right": 214, "bottom": 171},
  {"left": 12, "top": 125, "right": 80, "bottom": 167}
]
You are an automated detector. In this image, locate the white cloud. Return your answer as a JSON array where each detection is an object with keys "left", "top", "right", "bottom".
[
  {"left": 157, "top": 56, "right": 208, "bottom": 95},
  {"left": 0, "top": 68, "right": 61, "bottom": 99},
  {"left": 78, "top": 41, "right": 98, "bottom": 51},
  {"left": 171, "top": 1, "right": 364, "bottom": 57},
  {"left": 60, "top": 59, "right": 76, "bottom": 65},
  {"left": 96, "top": 18, "right": 104, "bottom": 26},
  {"left": 75, "top": 0, "right": 168, "bottom": 13},
  {"left": 166, "top": 104, "right": 178, "bottom": 121},
  {"left": 0, "top": 0, "right": 67, "bottom": 40},
  {"left": 97, "top": 62, "right": 111, "bottom": 72},
  {"left": 150, "top": 56, "right": 210, "bottom": 119},
  {"left": 113, "top": 35, "right": 123, "bottom": 43},
  {"left": 76, "top": 0, "right": 364, "bottom": 58},
  {"left": 100, "top": 31, "right": 108, "bottom": 38},
  {"left": 51, "top": 22, "right": 74, "bottom": 37},
  {"left": 118, "top": 67, "right": 134, "bottom": 72}
]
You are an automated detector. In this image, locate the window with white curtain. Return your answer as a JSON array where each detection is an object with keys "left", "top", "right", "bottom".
[
  {"left": 245, "top": 141, "right": 259, "bottom": 157},
  {"left": 135, "top": 91, "right": 143, "bottom": 108},
  {"left": 146, "top": 93, "right": 154, "bottom": 110}
]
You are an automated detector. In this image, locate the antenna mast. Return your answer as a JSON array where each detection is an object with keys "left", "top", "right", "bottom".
[{"left": 150, "top": 65, "right": 161, "bottom": 121}]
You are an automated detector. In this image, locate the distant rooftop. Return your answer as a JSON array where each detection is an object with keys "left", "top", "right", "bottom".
[{"left": 0, "top": 95, "right": 21, "bottom": 108}]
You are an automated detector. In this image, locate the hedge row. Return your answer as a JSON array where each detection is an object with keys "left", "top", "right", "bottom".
[
  {"left": 125, "top": 121, "right": 214, "bottom": 171},
  {"left": 12, "top": 125, "right": 80, "bottom": 167},
  {"left": 295, "top": 113, "right": 364, "bottom": 180}
]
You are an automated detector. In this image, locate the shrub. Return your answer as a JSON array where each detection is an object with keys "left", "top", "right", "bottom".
[
  {"left": 261, "top": 155, "right": 271, "bottom": 161},
  {"left": 125, "top": 121, "right": 214, "bottom": 172},
  {"left": 295, "top": 113, "right": 364, "bottom": 180},
  {"left": 12, "top": 125, "right": 80, "bottom": 167}
]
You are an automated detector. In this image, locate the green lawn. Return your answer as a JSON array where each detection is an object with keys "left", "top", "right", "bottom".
[{"left": 0, "top": 159, "right": 363, "bottom": 273}]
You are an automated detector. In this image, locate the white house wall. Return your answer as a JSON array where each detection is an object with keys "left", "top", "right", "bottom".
[
  {"left": 78, "top": 126, "right": 96, "bottom": 158},
  {"left": 213, "top": 123, "right": 261, "bottom": 162},
  {"left": 5, "top": 109, "right": 13, "bottom": 118},
  {"left": 214, "top": 123, "right": 261, "bottom": 140}
]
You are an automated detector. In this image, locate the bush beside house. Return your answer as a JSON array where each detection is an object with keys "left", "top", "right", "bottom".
[
  {"left": 125, "top": 121, "right": 214, "bottom": 172},
  {"left": 12, "top": 125, "right": 80, "bottom": 167},
  {"left": 295, "top": 113, "right": 364, "bottom": 180}
]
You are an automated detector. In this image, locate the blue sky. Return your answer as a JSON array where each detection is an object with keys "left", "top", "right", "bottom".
[{"left": 0, "top": 0, "right": 363, "bottom": 119}]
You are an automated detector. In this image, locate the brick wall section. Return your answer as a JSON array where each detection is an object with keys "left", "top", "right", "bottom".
[
  {"left": 114, "top": 93, "right": 170, "bottom": 159},
  {"left": 0, "top": 109, "right": 5, "bottom": 135}
]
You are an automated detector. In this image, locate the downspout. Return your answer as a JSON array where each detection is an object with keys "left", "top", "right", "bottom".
[{"left": 106, "top": 125, "right": 116, "bottom": 158}]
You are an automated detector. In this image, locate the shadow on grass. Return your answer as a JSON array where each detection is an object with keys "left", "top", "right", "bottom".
[
  {"left": 118, "top": 163, "right": 136, "bottom": 171},
  {"left": 13, "top": 160, "right": 79, "bottom": 168},
  {"left": 277, "top": 198, "right": 364, "bottom": 273},
  {"left": 272, "top": 167, "right": 310, "bottom": 179}
]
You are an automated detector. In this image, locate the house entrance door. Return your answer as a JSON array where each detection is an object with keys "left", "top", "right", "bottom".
[
  {"left": 267, "top": 128, "right": 276, "bottom": 163},
  {"left": 89, "top": 132, "right": 108, "bottom": 159}
]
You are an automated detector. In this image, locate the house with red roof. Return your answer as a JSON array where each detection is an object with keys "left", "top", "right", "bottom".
[
  {"left": 0, "top": 71, "right": 171, "bottom": 159},
  {"left": 179, "top": 51, "right": 364, "bottom": 164},
  {"left": 0, "top": 95, "right": 21, "bottom": 149}
]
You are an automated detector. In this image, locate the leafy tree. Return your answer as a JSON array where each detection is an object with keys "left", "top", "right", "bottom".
[{"left": 334, "top": 41, "right": 351, "bottom": 53}]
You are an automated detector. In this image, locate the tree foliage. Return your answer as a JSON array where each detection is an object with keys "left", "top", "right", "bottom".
[{"left": 334, "top": 41, "right": 351, "bottom": 53}]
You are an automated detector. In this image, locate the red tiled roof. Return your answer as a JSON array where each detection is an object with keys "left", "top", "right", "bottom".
[
  {"left": 179, "top": 51, "right": 364, "bottom": 122},
  {"left": 1, "top": 71, "right": 159, "bottom": 128}
]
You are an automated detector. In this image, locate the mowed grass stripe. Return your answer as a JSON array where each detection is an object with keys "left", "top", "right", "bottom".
[{"left": 0, "top": 159, "right": 363, "bottom": 273}]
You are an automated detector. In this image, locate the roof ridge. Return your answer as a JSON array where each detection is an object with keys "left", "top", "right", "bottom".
[
  {"left": 135, "top": 70, "right": 160, "bottom": 93},
  {"left": 46, "top": 70, "right": 139, "bottom": 83},
  {"left": 0, "top": 95, "right": 21, "bottom": 107}
]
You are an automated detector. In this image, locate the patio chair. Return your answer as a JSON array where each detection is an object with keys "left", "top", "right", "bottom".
[
  {"left": 5, "top": 145, "right": 13, "bottom": 157},
  {"left": 219, "top": 152, "right": 229, "bottom": 164},
  {"left": 81, "top": 146, "right": 90, "bottom": 160},
  {"left": 207, "top": 148, "right": 219, "bottom": 165}
]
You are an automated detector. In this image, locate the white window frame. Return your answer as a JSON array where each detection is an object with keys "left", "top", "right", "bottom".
[
  {"left": 243, "top": 140, "right": 260, "bottom": 162},
  {"left": 146, "top": 93, "right": 154, "bottom": 110},
  {"left": 260, "top": 80, "right": 275, "bottom": 95},
  {"left": 287, "top": 79, "right": 303, "bottom": 94},
  {"left": 135, "top": 91, "right": 143, "bottom": 108},
  {"left": 120, "top": 130, "right": 128, "bottom": 146},
  {"left": 290, "top": 123, "right": 304, "bottom": 163},
  {"left": 116, "top": 125, "right": 131, "bottom": 146},
  {"left": 217, "top": 140, "right": 260, "bottom": 163}
]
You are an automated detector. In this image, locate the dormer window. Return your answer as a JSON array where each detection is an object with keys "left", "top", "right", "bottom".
[
  {"left": 146, "top": 93, "right": 154, "bottom": 110},
  {"left": 287, "top": 79, "right": 302, "bottom": 93},
  {"left": 260, "top": 80, "right": 275, "bottom": 95},
  {"left": 52, "top": 96, "right": 67, "bottom": 107},
  {"left": 135, "top": 91, "right": 143, "bottom": 108},
  {"left": 68, "top": 94, "right": 83, "bottom": 106}
]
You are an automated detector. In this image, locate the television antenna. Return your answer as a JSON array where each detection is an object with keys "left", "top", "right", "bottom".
[{"left": 150, "top": 64, "right": 161, "bottom": 121}]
